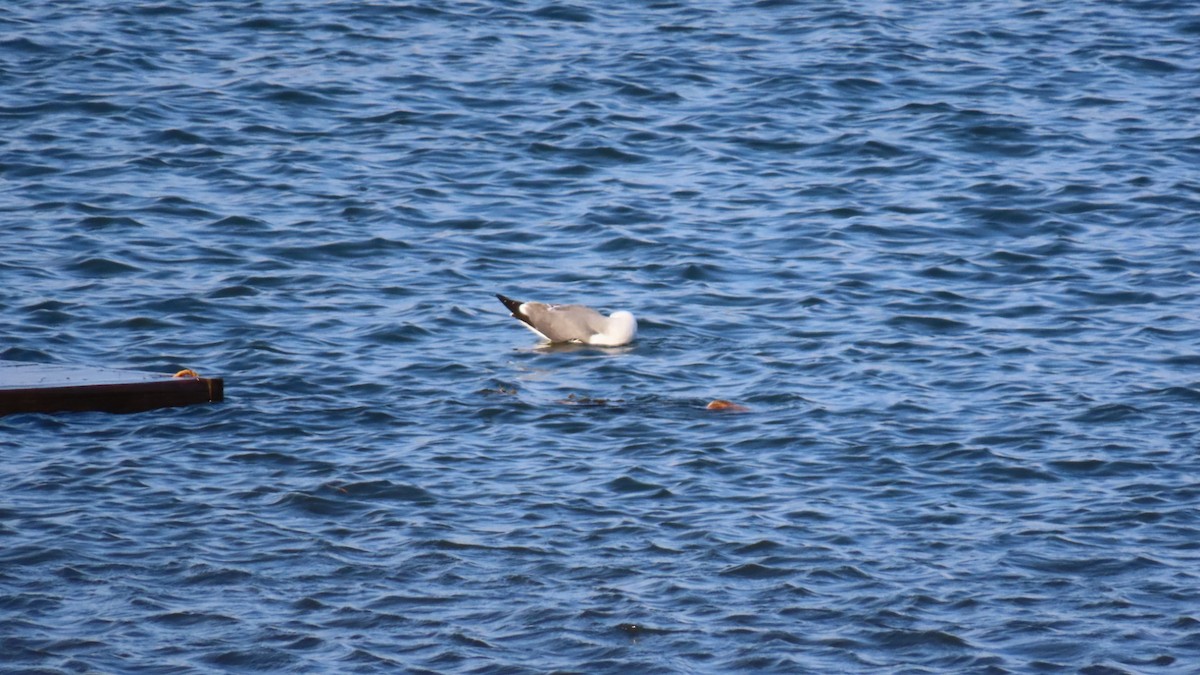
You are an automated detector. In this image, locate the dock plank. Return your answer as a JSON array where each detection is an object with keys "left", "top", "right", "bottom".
[{"left": 0, "top": 361, "right": 224, "bottom": 415}]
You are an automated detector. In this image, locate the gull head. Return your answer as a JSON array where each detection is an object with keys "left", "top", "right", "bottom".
[{"left": 588, "top": 310, "right": 637, "bottom": 346}]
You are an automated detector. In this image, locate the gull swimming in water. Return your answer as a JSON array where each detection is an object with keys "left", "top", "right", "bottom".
[{"left": 496, "top": 294, "right": 637, "bottom": 346}]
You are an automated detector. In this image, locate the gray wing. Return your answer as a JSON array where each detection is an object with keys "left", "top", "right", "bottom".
[{"left": 523, "top": 303, "right": 608, "bottom": 342}]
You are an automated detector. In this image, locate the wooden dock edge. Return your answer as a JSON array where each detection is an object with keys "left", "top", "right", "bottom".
[{"left": 0, "top": 376, "right": 224, "bottom": 415}]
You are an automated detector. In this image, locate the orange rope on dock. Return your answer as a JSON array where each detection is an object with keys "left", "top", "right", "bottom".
[{"left": 173, "top": 369, "right": 200, "bottom": 378}]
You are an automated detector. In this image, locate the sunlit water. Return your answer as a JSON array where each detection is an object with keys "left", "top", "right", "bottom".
[{"left": 2, "top": 2, "right": 1199, "bottom": 672}]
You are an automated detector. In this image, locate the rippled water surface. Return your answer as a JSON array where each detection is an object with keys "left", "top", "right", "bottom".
[{"left": 3, "top": 1, "right": 1200, "bottom": 672}]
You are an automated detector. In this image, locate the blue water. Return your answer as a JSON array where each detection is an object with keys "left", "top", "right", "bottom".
[{"left": 2, "top": 1, "right": 1199, "bottom": 672}]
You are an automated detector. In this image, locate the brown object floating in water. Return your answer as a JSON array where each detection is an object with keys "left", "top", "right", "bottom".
[
  {"left": 706, "top": 399, "right": 749, "bottom": 412},
  {"left": 0, "top": 360, "right": 224, "bottom": 415}
]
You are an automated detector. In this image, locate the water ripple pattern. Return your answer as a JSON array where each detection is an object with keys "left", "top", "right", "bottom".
[{"left": 2, "top": 1, "right": 1199, "bottom": 672}]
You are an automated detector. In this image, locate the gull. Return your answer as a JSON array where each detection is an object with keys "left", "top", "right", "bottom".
[{"left": 496, "top": 294, "right": 637, "bottom": 346}]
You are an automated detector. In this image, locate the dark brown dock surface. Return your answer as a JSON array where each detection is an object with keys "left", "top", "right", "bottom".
[{"left": 0, "top": 360, "right": 223, "bottom": 415}]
